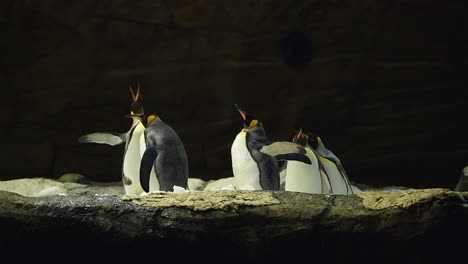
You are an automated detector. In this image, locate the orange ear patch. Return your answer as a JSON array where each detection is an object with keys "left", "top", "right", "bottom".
[
  {"left": 249, "top": 120, "right": 258, "bottom": 128},
  {"left": 147, "top": 115, "right": 156, "bottom": 125}
]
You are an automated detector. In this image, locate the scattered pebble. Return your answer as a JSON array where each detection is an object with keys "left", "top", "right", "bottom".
[
  {"left": 239, "top": 185, "right": 256, "bottom": 191},
  {"left": 173, "top": 186, "right": 190, "bottom": 193},
  {"left": 220, "top": 184, "right": 235, "bottom": 191}
]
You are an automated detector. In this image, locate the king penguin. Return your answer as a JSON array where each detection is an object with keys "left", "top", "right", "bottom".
[
  {"left": 284, "top": 129, "right": 331, "bottom": 194},
  {"left": 138, "top": 114, "right": 189, "bottom": 192},
  {"left": 78, "top": 85, "right": 150, "bottom": 195},
  {"left": 231, "top": 104, "right": 312, "bottom": 190},
  {"left": 311, "top": 136, "right": 353, "bottom": 195}
]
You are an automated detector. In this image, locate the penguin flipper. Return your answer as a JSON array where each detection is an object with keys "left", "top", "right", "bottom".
[
  {"left": 275, "top": 153, "right": 312, "bottom": 165},
  {"left": 140, "top": 146, "right": 158, "bottom": 193},
  {"left": 279, "top": 161, "right": 287, "bottom": 174},
  {"left": 78, "top": 132, "right": 126, "bottom": 146},
  {"left": 260, "top": 142, "right": 306, "bottom": 156}
]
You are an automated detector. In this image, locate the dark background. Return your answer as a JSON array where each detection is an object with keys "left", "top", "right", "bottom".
[{"left": 1, "top": 0, "right": 467, "bottom": 188}]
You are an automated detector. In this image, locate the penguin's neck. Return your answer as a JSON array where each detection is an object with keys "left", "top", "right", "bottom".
[
  {"left": 245, "top": 124, "right": 269, "bottom": 145},
  {"left": 317, "top": 143, "right": 326, "bottom": 152},
  {"left": 131, "top": 117, "right": 141, "bottom": 128}
]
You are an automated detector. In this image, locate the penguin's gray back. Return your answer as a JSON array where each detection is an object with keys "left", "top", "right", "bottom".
[
  {"left": 317, "top": 142, "right": 353, "bottom": 194},
  {"left": 245, "top": 124, "right": 280, "bottom": 190},
  {"left": 317, "top": 143, "right": 341, "bottom": 166},
  {"left": 145, "top": 118, "right": 189, "bottom": 191}
]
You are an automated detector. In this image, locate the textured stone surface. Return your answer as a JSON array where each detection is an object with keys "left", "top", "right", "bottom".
[
  {"left": 357, "top": 188, "right": 465, "bottom": 210},
  {"left": 123, "top": 191, "right": 281, "bottom": 211},
  {"left": 0, "top": 177, "right": 124, "bottom": 197},
  {"left": 0, "top": 189, "right": 467, "bottom": 262},
  {"left": 0, "top": 177, "right": 212, "bottom": 198},
  {"left": 1, "top": 1, "right": 467, "bottom": 189}
]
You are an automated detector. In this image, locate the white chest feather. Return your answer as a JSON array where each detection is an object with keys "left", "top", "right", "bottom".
[
  {"left": 123, "top": 123, "right": 145, "bottom": 195},
  {"left": 285, "top": 148, "right": 322, "bottom": 194},
  {"left": 319, "top": 157, "right": 348, "bottom": 195},
  {"left": 139, "top": 132, "right": 146, "bottom": 160},
  {"left": 231, "top": 131, "right": 262, "bottom": 190}
]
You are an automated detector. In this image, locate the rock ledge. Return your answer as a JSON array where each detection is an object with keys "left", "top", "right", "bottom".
[{"left": 0, "top": 189, "right": 467, "bottom": 263}]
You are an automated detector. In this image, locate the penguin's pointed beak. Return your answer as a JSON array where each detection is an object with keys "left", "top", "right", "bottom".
[
  {"left": 234, "top": 104, "right": 247, "bottom": 121},
  {"left": 129, "top": 85, "right": 142, "bottom": 103},
  {"left": 297, "top": 128, "right": 304, "bottom": 137},
  {"left": 135, "top": 83, "right": 141, "bottom": 101},
  {"left": 129, "top": 83, "right": 145, "bottom": 116},
  {"left": 129, "top": 86, "right": 137, "bottom": 102}
]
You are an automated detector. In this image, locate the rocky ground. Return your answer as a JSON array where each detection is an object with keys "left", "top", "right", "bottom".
[
  {"left": 0, "top": 176, "right": 467, "bottom": 263},
  {"left": 0, "top": 174, "right": 410, "bottom": 197}
]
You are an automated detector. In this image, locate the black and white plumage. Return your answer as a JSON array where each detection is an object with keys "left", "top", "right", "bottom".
[
  {"left": 78, "top": 85, "right": 148, "bottom": 195},
  {"left": 314, "top": 137, "right": 353, "bottom": 195},
  {"left": 139, "top": 115, "right": 189, "bottom": 192},
  {"left": 231, "top": 104, "right": 311, "bottom": 190},
  {"left": 282, "top": 130, "right": 331, "bottom": 194}
]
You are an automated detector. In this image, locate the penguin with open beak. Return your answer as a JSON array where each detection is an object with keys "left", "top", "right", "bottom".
[
  {"left": 78, "top": 84, "right": 144, "bottom": 147},
  {"left": 79, "top": 84, "right": 150, "bottom": 195},
  {"left": 231, "top": 104, "right": 312, "bottom": 190},
  {"left": 283, "top": 129, "right": 332, "bottom": 194}
]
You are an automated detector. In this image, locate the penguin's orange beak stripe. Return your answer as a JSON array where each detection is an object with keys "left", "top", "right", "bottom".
[
  {"left": 234, "top": 104, "right": 247, "bottom": 120},
  {"left": 297, "top": 128, "right": 303, "bottom": 138},
  {"left": 238, "top": 110, "right": 246, "bottom": 120},
  {"left": 135, "top": 87, "right": 141, "bottom": 101}
]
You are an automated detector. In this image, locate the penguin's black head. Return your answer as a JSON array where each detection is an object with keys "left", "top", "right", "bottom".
[
  {"left": 292, "top": 129, "right": 308, "bottom": 146},
  {"left": 129, "top": 84, "right": 144, "bottom": 116},
  {"left": 234, "top": 104, "right": 259, "bottom": 130},
  {"left": 307, "top": 133, "right": 320, "bottom": 149}
]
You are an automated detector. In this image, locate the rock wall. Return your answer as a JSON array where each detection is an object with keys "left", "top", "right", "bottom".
[
  {"left": 1, "top": 189, "right": 467, "bottom": 263},
  {"left": 1, "top": 0, "right": 467, "bottom": 188}
]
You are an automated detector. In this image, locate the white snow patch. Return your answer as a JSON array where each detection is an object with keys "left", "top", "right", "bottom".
[
  {"left": 173, "top": 186, "right": 189, "bottom": 193},
  {"left": 220, "top": 184, "right": 235, "bottom": 191},
  {"left": 351, "top": 185, "right": 362, "bottom": 193},
  {"left": 239, "top": 185, "right": 256, "bottom": 191},
  {"left": 37, "top": 186, "right": 63, "bottom": 197}
]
